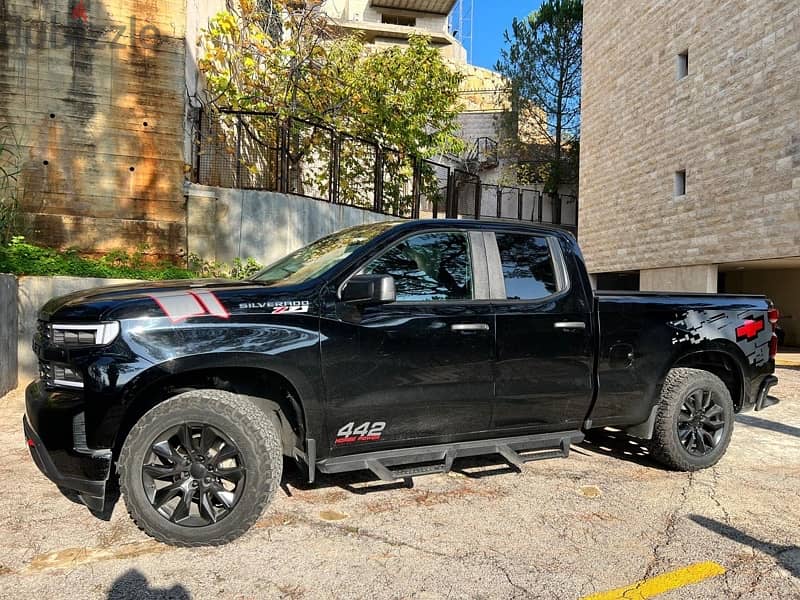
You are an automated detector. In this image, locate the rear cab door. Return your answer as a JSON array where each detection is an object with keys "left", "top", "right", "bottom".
[{"left": 487, "top": 228, "right": 595, "bottom": 434}]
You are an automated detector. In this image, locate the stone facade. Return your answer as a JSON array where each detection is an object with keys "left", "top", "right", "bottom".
[{"left": 579, "top": 0, "right": 800, "bottom": 275}]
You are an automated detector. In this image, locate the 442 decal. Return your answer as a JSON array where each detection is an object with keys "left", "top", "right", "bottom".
[{"left": 335, "top": 421, "right": 386, "bottom": 445}]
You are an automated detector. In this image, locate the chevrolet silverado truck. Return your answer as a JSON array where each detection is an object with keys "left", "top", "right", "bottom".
[{"left": 24, "top": 220, "right": 780, "bottom": 546}]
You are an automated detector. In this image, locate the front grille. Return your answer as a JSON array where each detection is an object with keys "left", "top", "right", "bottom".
[
  {"left": 39, "top": 361, "right": 53, "bottom": 384},
  {"left": 72, "top": 412, "right": 89, "bottom": 451},
  {"left": 37, "top": 320, "right": 51, "bottom": 342}
]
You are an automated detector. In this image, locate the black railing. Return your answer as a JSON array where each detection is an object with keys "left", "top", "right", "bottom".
[{"left": 192, "top": 109, "right": 577, "bottom": 231}]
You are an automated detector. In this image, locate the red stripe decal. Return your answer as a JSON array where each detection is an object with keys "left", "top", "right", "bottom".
[
  {"left": 148, "top": 293, "right": 206, "bottom": 324},
  {"left": 190, "top": 290, "right": 230, "bottom": 319}
]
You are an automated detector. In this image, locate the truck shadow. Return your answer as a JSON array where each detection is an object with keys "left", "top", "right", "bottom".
[
  {"left": 279, "top": 454, "right": 518, "bottom": 496},
  {"left": 689, "top": 515, "right": 799, "bottom": 578},
  {"left": 578, "top": 428, "right": 662, "bottom": 468},
  {"left": 735, "top": 413, "right": 800, "bottom": 439}
]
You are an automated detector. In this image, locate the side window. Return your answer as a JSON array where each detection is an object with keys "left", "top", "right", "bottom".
[
  {"left": 364, "top": 232, "right": 473, "bottom": 302},
  {"left": 495, "top": 233, "right": 559, "bottom": 300}
]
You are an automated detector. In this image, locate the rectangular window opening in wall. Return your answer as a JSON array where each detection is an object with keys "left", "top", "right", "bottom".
[
  {"left": 675, "top": 170, "right": 686, "bottom": 197},
  {"left": 677, "top": 50, "right": 689, "bottom": 79},
  {"left": 382, "top": 14, "right": 416, "bottom": 27}
]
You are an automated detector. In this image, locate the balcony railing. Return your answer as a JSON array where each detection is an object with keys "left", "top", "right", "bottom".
[{"left": 191, "top": 109, "right": 577, "bottom": 232}]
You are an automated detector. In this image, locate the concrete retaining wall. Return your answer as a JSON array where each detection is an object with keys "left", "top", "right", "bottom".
[
  {"left": 186, "top": 184, "right": 393, "bottom": 266},
  {"left": 0, "top": 275, "right": 18, "bottom": 397},
  {"left": 17, "top": 276, "right": 140, "bottom": 383}
]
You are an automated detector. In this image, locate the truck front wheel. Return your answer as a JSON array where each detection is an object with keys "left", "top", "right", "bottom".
[
  {"left": 118, "top": 390, "right": 283, "bottom": 546},
  {"left": 650, "top": 367, "right": 734, "bottom": 471}
]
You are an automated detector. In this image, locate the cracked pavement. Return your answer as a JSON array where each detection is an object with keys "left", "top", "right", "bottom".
[{"left": 1, "top": 369, "right": 799, "bottom": 599}]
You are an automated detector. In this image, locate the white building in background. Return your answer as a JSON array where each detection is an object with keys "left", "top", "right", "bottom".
[{"left": 321, "top": 0, "right": 467, "bottom": 62}]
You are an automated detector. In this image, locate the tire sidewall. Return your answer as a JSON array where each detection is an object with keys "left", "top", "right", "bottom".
[{"left": 120, "top": 396, "right": 280, "bottom": 545}]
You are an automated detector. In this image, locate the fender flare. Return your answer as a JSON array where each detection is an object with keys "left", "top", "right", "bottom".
[{"left": 115, "top": 352, "right": 324, "bottom": 450}]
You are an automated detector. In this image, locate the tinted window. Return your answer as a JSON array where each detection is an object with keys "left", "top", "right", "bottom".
[
  {"left": 496, "top": 233, "right": 558, "bottom": 300},
  {"left": 364, "top": 232, "right": 472, "bottom": 302}
]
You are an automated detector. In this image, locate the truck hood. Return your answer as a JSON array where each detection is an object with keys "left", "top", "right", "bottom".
[{"left": 39, "top": 279, "right": 320, "bottom": 322}]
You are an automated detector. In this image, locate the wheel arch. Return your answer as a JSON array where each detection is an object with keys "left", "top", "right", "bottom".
[
  {"left": 627, "top": 341, "right": 748, "bottom": 440},
  {"left": 663, "top": 341, "right": 748, "bottom": 411},
  {"left": 113, "top": 353, "right": 320, "bottom": 457}
]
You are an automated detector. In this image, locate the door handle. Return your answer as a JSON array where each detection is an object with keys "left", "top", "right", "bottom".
[
  {"left": 554, "top": 321, "right": 586, "bottom": 330},
  {"left": 451, "top": 323, "right": 490, "bottom": 332}
]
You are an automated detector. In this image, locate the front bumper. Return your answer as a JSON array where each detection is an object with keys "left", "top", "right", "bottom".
[{"left": 23, "top": 381, "right": 113, "bottom": 512}]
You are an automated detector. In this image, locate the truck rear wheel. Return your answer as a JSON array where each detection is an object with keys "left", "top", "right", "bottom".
[
  {"left": 118, "top": 390, "right": 282, "bottom": 546},
  {"left": 650, "top": 367, "right": 734, "bottom": 471}
]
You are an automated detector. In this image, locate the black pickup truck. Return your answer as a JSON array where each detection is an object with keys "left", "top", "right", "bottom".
[{"left": 24, "top": 220, "right": 780, "bottom": 546}]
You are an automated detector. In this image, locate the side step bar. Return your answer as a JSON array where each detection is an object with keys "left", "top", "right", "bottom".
[{"left": 317, "top": 430, "right": 584, "bottom": 482}]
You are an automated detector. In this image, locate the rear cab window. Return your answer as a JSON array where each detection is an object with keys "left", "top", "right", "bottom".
[{"left": 495, "top": 233, "right": 561, "bottom": 300}]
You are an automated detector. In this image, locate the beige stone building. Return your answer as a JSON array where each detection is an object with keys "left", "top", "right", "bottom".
[{"left": 579, "top": 1, "right": 800, "bottom": 345}]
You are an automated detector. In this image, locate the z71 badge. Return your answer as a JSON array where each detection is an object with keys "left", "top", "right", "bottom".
[
  {"left": 239, "top": 300, "right": 310, "bottom": 313},
  {"left": 335, "top": 421, "right": 386, "bottom": 445}
]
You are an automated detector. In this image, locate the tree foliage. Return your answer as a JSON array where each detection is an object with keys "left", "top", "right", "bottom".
[
  {"left": 198, "top": 0, "right": 464, "bottom": 156},
  {"left": 496, "top": 0, "right": 582, "bottom": 207},
  {"left": 197, "top": 1, "right": 464, "bottom": 213}
]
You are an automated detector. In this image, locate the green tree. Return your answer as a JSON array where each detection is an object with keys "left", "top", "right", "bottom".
[
  {"left": 496, "top": 0, "right": 582, "bottom": 222},
  {"left": 198, "top": 1, "right": 463, "bottom": 212}
]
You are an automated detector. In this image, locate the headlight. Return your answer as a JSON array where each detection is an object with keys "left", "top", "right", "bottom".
[{"left": 51, "top": 322, "right": 121, "bottom": 347}]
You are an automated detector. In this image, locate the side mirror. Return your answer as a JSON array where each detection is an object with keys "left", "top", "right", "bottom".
[{"left": 340, "top": 274, "right": 396, "bottom": 305}]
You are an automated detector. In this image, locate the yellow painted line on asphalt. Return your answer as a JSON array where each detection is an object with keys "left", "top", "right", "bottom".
[{"left": 581, "top": 561, "right": 726, "bottom": 600}]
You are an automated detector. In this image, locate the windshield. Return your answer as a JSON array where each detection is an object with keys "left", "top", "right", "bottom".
[{"left": 251, "top": 222, "right": 399, "bottom": 286}]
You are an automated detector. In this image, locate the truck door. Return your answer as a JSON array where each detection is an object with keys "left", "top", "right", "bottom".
[
  {"left": 320, "top": 230, "right": 495, "bottom": 453},
  {"left": 489, "top": 231, "right": 594, "bottom": 433}
]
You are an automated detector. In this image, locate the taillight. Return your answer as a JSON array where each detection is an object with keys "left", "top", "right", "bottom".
[
  {"left": 768, "top": 307, "right": 780, "bottom": 358},
  {"left": 770, "top": 334, "right": 778, "bottom": 358},
  {"left": 768, "top": 308, "right": 780, "bottom": 327}
]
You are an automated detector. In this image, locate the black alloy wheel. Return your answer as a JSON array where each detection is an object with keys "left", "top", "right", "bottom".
[
  {"left": 142, "top": 423, "right": 246, "bottom": 527},
  {"left": 650, "top": 367, "right": 734, "bottom": 471},
  {"left": 119, "top": 389, "right": 283, "bottom": 546},
  {"left": 677, "top": 389, "right": 726, "bottom": 456}
]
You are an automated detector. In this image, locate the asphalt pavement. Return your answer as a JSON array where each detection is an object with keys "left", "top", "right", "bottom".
[{"left": 1, "top": 369, "right": 798, "bottom": 599}]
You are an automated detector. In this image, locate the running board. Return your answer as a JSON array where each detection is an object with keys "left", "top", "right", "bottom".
[{"left": 317, "top": 431, "right": 584, "bottom": 482}]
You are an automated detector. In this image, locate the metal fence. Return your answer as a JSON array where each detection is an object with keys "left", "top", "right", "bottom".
[{"left": 192, "top": 109, "right": 577, "bottom": 231}]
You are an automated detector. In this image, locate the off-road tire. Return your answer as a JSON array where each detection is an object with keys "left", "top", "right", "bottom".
[
  {"left": 650, "top": 367, "right": 734, "bottom": 471},
  {"left": 118, "top": 390, "right": 282, "bottom": 546}
]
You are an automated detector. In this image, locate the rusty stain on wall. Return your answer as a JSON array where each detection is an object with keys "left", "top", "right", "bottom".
[{"left": 0, "top": 0, "right": 187, "bottom": 256}]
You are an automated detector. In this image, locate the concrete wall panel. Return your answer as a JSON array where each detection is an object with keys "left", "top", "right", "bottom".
[
  {"left": 1, "top": 0, "right": 188, "bottom": 257},
  {"left": 0, "top": 275, "right": 18, "bottom": 397},
  {"left": 187, "top": 185, "right": 394, "bottom": 266}
]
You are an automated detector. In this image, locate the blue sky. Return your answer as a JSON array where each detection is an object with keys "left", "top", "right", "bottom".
[{"left": 469, "top": 1, "right": 544, "bottom": 70}]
